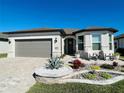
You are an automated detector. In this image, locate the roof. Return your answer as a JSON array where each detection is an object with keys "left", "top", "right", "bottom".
[
  {"left": 3, "top": 28, "right": 79, "bottom": 35},
  {"left": 3, "top": 28, "right": 65, "bottom": 34},
  {"left": 0, "top": 33, "right": 8, "bottom": 39},
  {"left": 3, "top": 27, "right": 118, "bottom": 35},
  {"left": 63, "top": 28, "right": 79, "bottom": 35},
  {"left": 73, "top": 27, "right": 118, "bottom": 34},
  {"left": 115, "top": 34, "right": 124, "bottom": 39}
]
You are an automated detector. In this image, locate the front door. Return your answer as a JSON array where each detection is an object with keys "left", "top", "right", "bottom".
[{"left": 67, "top": 38, "right": 73, "bottom": 54}]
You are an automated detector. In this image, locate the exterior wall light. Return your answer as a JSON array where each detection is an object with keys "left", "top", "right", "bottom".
[
  {"left": 8, "top": 40, "right": 11, "bottom": 44},
  {"left": 54, "top": 38, "right": 57, "bottom": 43}
]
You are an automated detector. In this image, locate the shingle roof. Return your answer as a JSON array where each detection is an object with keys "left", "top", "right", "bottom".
[
  {"left": 63, "top": 28, "right": 79, "bottom": 35},
  {"left": 3, "top": 28, "right": 79, "bottom": 35},
  {"left": 73, "top": 27, "right": 118, "bottom": 34},
  {"left": 4, "top": 28, "right": 63, "bottom": 34},
  {"left": 0, "top": 33, "right": 8, "bottom": 38},
  {"left": 3, "top": 27, "right": 118, "bottom": 35}
]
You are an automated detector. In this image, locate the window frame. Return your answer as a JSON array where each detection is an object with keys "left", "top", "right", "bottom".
[
  {"left": 78, "top": 35, "right": 84, "bottom": 50},
  {"left": 92, "top": 34, "right": 101, "bottom": 50}
]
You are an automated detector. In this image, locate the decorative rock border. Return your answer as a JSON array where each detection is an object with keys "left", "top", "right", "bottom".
[
  {"left": 34, "top": 66, "right": 73, "bottom": 84},
  {"left": 60, "top": 70, "right": 124, "bottom": 85},
  {"left": 34, "top": 66, "right": 73, "bottom": 78},
  {"left": 34, "top": 69, "right": 124, "bottom": 85},
  {"left": 35, "top": 75, "right": 62, "bottom": 84}
]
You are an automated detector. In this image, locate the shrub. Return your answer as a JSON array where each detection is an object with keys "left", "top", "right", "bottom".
[
  {"left": 100, "top": 64, "right": 114, "bottom": 69},
  {"left": 46, "top": 57, "right": 63, "bottom": 69},
  {"left": 72, "top": 59, "right": 82, "bottom": 69},
  {"left": 100, "top": 72, "right": 112, "bottom": 79},
  {"left": 113, "top": 53, "right": 120, "bottom": 56},
  {"left": 113, "top": 62, "right": 118, "bottom": 67},
  {"left": 82, "top": 73, "right": 97, "bottom": 80},
  {"left": 121, "top": 69, "right": 124, "bottom": 72},
  {"left": 90, "top": 65, "right": 101, "bottom": 70},
  {"left": 0, "top": 53, "right": 7, "bottom": 58}
]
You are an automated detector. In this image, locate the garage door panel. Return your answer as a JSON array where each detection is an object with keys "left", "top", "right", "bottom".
[{"left": 15, "top": 39, "right": 52, "bottom": 57}]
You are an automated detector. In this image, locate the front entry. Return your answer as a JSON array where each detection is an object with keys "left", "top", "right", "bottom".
[{"left": 64, "top": 38, "right": 76, "bottom": 55}]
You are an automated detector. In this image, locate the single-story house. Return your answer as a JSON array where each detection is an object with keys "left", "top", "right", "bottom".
[
  {"left": 2, "top": 27, "right": 117, "bottom": 58},
  {"left": 114, "top": 34, "right": 124, "bottom": 49}
]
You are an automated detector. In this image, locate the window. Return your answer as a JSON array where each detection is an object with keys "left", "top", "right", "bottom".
[
  {"left": 78, "top": 35, "right": 84, "bottom": 50},
  {"left": 109, "top": 34, "right": 112, "bottom": 50},
  {"left": 92, "top": 34, "right": 101, "bottom": 50},
  {"left": 114, "top": 42, "right": 117, "bottom": 49}
]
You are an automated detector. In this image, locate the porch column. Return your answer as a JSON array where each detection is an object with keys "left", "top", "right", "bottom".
[
  {"left": 111, "top": 34, "right": 114, "bottom": 53},
  {"left": 61, "top": 38, "right": 64, "bottom": 55},
  {"left": 76, "top": 34, "right": 78, "bottom": 52}
]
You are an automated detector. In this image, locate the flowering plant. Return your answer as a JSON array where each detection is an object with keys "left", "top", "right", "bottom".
[{"left": 72, "top": 59, "right": 82, "bottom": 69}]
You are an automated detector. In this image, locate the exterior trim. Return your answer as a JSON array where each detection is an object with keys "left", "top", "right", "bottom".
[
  {"left": 3, "top": 29, "right": 66, "bottom": 35},
  {"left": 73, "top": 28, "right": 118, "bottom": 34}
]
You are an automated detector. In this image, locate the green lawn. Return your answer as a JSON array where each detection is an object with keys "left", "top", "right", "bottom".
[{"left": 27, "top": 80, "right": 124, "bottom": 93}]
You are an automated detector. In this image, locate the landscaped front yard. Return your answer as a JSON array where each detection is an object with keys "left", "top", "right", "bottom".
[
  {"left": 27, "top": 80, "right": 124, "bottom": 93},
  {"left": 29, "top": 56, "right": 124, "bottom": 93}
]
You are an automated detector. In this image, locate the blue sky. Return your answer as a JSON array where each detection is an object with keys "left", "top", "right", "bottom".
[{"left": 0, "top": 0, "right": 124, "bottom": 35}]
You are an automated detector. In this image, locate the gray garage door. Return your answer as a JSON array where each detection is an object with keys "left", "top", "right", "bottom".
[{"left": 15, "top": 39, "right": 52, "bottom": 57}]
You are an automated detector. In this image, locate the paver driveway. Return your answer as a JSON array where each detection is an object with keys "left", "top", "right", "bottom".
[{"left": 0, "top": 57, "right": 48, "bottom": 93}]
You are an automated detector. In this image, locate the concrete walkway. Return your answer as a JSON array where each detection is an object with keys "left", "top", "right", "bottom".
[{"left": 0, "top": 57, "right": 48, "bottom": 93}]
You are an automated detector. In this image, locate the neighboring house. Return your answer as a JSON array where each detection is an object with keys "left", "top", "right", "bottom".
[
  {"left": 114, "top": 34, "right": 124, "bottom": 49},
  {"left": 3, "top": 27, "right": 117, "bottom": 58},
  {"left": 0, "top": 33, "right": 9, "bottom": 54}
]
